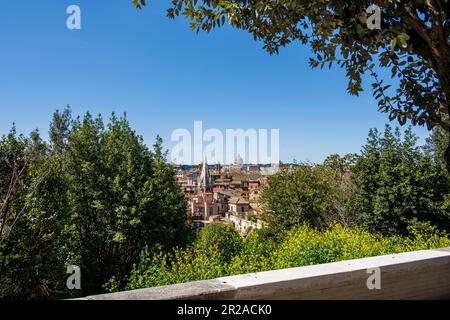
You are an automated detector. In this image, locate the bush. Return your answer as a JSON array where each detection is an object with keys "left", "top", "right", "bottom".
[
  {"left": 121, "top": 246, "right": 227, "bottom": 291},
  {"left": 195, "top": 223, "right": 242, "bottom": 263},
  {"left": 260, "top": 165, "right": 347, "bottom": 231},
  {"left": 273, "top": 224, "right": 396, "bottom": 269},
  {"left": 118, "top": 223, "right": 450, "bottom": 292}
]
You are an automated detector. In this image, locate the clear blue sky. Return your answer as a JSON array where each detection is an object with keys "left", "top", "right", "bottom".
[{"left": 0, "top": 0, "right": 430, "bottom": 163}]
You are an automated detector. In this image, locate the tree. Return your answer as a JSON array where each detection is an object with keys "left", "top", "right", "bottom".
[
  {"left": 66, "top": 113, "right": 143, "bottom": 294},
  {"left": 0, "top": 128, "right": 31, "bottom": 243},
  {"left": 323, "top": 154, "right": 358, "bottom": 226},
  {"left": 1, "top": 109, "right": 196, "bottom": 299},
  {"left": 134, "top": 1, "right": 450, "bottom": 173},
  {"left": 49, "top": 106, "right": 72, "bottom": 155},
  {"left": 259, "top": 164, "right": 348, "bottom": 231},
  {"left": 352, "top": 125, "right": 450, "bottom": 235},
  {"left": 426, "top": 126, "right": 450, "bottom": 166},
  {"left": 64, "top": 113, "right": 193, "bottom": 295},
  {"left": 0, "top": 128, "right": 70, "bottom": 299},
  {"left": 140, "top": 136, "right": 193, "bottom": 249},
  {"left": 1, "top": 109, "right": 195, "bottom": 299},
  {"left": 195, "top": 223, "right": 242, "bottom": 262}
]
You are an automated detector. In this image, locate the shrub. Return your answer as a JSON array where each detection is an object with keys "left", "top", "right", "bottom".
[
  {"left": 195, "top": 223, "right": 242, "bottom": 263},
  {"left": 119, "top": 223, "right": 450, "bottom": 292}
]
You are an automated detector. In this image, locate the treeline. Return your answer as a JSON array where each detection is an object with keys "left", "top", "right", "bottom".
[
  {"left": 261, "top": 125, "right": 450, "bottom": 236},
  {"left": 0, "top": 107, "right": 192, "bottom": 299}
]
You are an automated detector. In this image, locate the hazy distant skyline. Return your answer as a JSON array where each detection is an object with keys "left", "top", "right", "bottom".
[{"left": 0, "top": 1, "right": 431, "bottom": 163}]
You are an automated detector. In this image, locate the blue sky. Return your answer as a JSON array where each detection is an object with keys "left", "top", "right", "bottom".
[{"left": 0, "top": 0, "right": 430, "bottom": 163}]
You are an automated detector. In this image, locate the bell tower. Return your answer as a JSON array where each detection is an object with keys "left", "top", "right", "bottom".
[{"left": 199, "top": 157, "right": 211, "bottom": 192}]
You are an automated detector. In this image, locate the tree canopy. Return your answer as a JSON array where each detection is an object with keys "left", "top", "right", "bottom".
[
  {"left": 0, "top": 107, "right": 193, "bottom": 299},
  {"left": 134, "top": 0, "right": 450, "bottom": 172},
  {"left": 259, "top": 125, "right": 450, "bottom": 235},
  {"left": 352, "top": 125, "right": 450, "bottom": 235},
  {"left": 260, "top": 163, "right": 350, "bottom": 231}
]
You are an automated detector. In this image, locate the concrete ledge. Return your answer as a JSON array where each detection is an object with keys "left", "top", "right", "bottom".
[
  {"left": 85, "top": 280, "right": 236, "bottom": 301},
  {"left": 82, "top": 248, "right": 450, "bottom": 300}
]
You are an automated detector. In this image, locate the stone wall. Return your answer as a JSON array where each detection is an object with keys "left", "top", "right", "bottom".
[{"left": 79, "top": 248, "right": 450, "bottom": 300}]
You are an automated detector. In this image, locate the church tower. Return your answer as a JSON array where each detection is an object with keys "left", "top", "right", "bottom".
[{"left": 199, "top": 157, "right": 211, "bottom": 192}]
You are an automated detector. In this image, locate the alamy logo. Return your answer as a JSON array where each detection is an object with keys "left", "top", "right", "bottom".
[
  {"left": 66, "top": 5, "right": 81, "bottom": 30},
  {"left": 366, "top": 5, "right": 381, "bottom": 30},
  {"left": 171, "top": 121, "right": 280, "bottom": 165},
  {"left": 367, "top": 267, "right": 381, "bottom": 290},
  {"left": 66, "top": 265, "right": 81, "bottom": 290}
]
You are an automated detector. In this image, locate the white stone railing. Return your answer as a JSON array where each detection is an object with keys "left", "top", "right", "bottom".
[{"left": 79, "top": 248, "right": 450, "bottom": 300}]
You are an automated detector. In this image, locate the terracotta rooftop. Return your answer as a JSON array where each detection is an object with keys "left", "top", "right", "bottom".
[{"left": 229, "top": 197, "right": 250, "bottom": 205}]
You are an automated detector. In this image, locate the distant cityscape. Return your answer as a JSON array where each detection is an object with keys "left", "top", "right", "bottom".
[{"left": 176, "top": 155, "right": 280, "bottom": 235}]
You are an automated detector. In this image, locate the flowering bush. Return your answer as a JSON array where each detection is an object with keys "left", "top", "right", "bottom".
[{"left": 109, "top": 223, "right": 450, "bottom": 292}]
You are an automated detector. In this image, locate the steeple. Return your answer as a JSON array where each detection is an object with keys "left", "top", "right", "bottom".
[{"left": 199, "top": 157, "right": 211, "bottom": 192}]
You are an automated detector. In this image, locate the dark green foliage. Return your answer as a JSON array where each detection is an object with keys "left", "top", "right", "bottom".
[
  {"left": 65, "top": 112, "right": 155, "bottom": 294},
  {"left": 65, "top": 113, "right": 193, "bottom": 295},
  {"left": 49, "top": 107, "right": 72, "bottom": 155},
  {"left": 195, "top": 223, "right": 242, "bottom": 262},
  {"left": 352, "top": 125, "right": 450, "bottom": 235},
  {"left": 426, "top": 126, "right": 450, "bottom": 167},
  {"left": 0, "top": 128, "right": 70, "bottom": 299},
  {"left": 259, "top": 126, "right": 450, "bottom": 236},
  {"left": 134, "top": 1, "right": 450, "bottom": 173},
  {"left": 135, "top": 0, "right": 450, "bottom": 129},
  {"left": 140, "top": 136, "right": 193, "bottom": 250},
  {"left": 260, "top": 162, "right": 354, "bottom": 231},
  {"left": 0, "top": 108, "right": 193, "bottom": 299}
]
